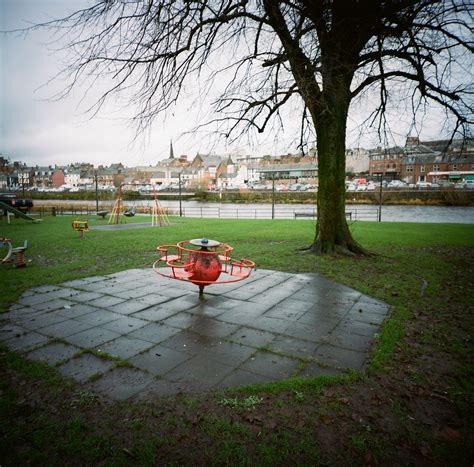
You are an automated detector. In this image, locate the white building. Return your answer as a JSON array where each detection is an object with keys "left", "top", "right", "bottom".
[{"left": 65, "top": 172, "right": 81, "bottom": 186}]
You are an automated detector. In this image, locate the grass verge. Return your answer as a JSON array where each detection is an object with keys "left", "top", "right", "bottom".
[{"left": 0, "top": 214, "right": 473, "bottom": 464}]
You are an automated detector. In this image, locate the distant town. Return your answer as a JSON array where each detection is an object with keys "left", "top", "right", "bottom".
[{"left": 1, "top": 137, "right": 473, "bottom": 193}]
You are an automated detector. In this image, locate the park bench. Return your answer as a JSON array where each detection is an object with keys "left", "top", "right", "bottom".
[
  {"left": 294, "top": 212, "right": 352, "bottom": 220},
  {"left": 96, "top": 210, "right": 109, "bottom": 219}
]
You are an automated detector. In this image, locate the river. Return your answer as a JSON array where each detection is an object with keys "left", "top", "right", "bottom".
[{"left": 34, "top": 199, "right": 474, "bottom": 223}]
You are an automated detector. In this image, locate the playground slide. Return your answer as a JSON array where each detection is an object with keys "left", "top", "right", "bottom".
[{"left": 0, "top": 201, "right": 36, "bottom": 221}]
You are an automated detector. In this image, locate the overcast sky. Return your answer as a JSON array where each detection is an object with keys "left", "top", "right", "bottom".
[{"left": 1, "top": 0, "right": 464, "bottom": 168}]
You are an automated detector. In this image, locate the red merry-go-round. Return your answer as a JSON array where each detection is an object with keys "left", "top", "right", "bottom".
[{"left": 153, "top": 238, "right": 255, "bottom": 298}]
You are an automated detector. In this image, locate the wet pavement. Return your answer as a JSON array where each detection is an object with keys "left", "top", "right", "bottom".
[{"left": 0, "top": 268, "right": 390, "bottom": 400}]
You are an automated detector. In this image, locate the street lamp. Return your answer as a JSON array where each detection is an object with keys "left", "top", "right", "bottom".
[
  {"left": 373, "top": 173, "right": 386, "bottom": 222},
  {"left": 21, "top": 167, "right": 26, "bottom": 198},
  {"left": 94, "top": 170, "right": 99, "bottom": 213},
  {"left": 178, "top": 172, "right": 183, "bottom": 217}
]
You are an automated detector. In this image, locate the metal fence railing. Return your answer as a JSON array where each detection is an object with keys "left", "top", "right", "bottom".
[{"left": 23, "top": 204, "right": 381, "bottom": 221}]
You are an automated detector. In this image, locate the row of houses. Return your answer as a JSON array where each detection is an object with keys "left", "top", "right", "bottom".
[
  {"left": 368, "top": 137, "right": 474, "bottom": 184},
  {"left": 0, "top": 150, "right": 319, "bottom": 191},
  {"left": 1, "top": 136, "right": 473, "bottom": 190}
]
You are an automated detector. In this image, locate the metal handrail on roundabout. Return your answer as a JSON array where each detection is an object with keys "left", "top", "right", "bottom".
[{"left": 153, "top": 238, "right": 255, "bottom": 298}]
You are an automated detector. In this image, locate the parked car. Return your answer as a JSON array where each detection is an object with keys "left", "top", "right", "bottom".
[
  {"left": 464, "top": 180, "right": 474, "bottom": 189},
  {"left": 388, "top": 180, "right": 407, "bottom": 188},
  {"left": 0, "top": 193, "right": 33, "bottom": 213},
  {"left": 416, "top": 181, "right": 431, "bottom": 189}
]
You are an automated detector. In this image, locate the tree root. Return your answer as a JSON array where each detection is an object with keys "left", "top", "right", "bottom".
[{"left": 299, "top": 239, "right": 373, "bottom": 257}]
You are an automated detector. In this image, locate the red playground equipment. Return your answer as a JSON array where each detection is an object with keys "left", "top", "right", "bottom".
[{"left": 153, "top": 238, "right": 255, "bottom": 298}]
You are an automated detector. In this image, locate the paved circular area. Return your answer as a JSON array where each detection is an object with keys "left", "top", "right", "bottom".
[{"left": 1, "top": 268, "right": 390, "bottom": 400}]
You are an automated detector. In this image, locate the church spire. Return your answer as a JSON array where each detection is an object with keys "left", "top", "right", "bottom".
[{"left": 170, "top": 140, "right": 175, "bottom": 159}]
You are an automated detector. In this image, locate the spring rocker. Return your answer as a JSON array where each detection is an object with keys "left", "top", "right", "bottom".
[
  {"left": 153, "top": 238, "right": 255, "bottom": 299},
  {"left": 1, "top": 237, "right": 28, "bottom": 268},
  {"left": 72, "top": 219, "right": 89, "bottom": 238}
]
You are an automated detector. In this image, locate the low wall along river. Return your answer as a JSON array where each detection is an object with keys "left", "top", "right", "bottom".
[{"left": 28, "top": 198, "right": 474, "bottom": 224}]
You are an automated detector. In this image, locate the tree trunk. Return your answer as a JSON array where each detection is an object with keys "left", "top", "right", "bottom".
[{"left": 308, "top": 98, "right": 366, "bottom": 255}]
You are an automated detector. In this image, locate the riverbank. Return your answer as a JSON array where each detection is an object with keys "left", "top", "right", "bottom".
[
  {"left": 19, "top": 189, "right": 474, "bottom": 206},
  {"left": 196, "top": 189, "right": 474, "bottom": 206},
  {"left": 22, "top": 200, "right": 474, "bottom": 223}
]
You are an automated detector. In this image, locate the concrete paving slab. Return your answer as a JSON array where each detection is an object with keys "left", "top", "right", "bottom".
[
  {"left": 249, "top": 316, "right": 294, "bottom": 334},
  {"left": 86, "top": 367, "right": 155, "bottom": 400},
  {"left": 132, "top": 306, "right": 179, "bottom": 322},
  {"left": 314, "top": 344, "right": 367, "bottom": 370},
  {"left": 186, "top": 304, "right": 227, "bottom": 318},
  {"left": 0, "top": 324, "right": 30, "bottom": 342},
  {"left": 5, "top": 266, "right": 390, "bottom": 399},
  {"left": 110, "top": 300, "right": 152, "bottom": 315},
  {"left": 269, "top": 335, "right": 320, "bottom": 359},
  {"left": 7, "top": 306, "right": 49, "bottom": 322},
  {"left": 186, "top": 317, "right": 239, "bottom": 339},
  {"left": 16, "top": 293, "right": 60, "bottom": 307},
  {"left": 228, "top": 327, "right": 279, "bottom": 348},
  {"left": 86, "top": 296, "right": 126, "bottom": 309},
  {"left": 135, "top": 293, "right": 174, "bottom": 307},
  {"left": 128, "top": 323, "right": 182, "bottom": 344},
  {"left": 4, "top": 331, "right": 50, "bottom": 353},
  {"left": 65, "top": 327, "right": 121, "bottom": 348},
  {"left": 34, "top": 299, "right": 77, "bottom": 313},
  {"left": 28, "top": 285, "right": 62, "bottom": 294},
  {"left": 101, "top": 316, "right": 148, "bottom": 334},
  {"left": 199, "top": 341, "right": 256, "bottom": 367},
  {"left": 239, "top": 350, "right": 301, "bottom": 379},
  {"left": 39, "top": 319, "right": 95, "bottom": 339},
  {"left": 75, "top": 309, "right": 121, "bottom": 326},
  {"left": 58, "top": 353, "right": 116, "bottom": 382},
  {"left": 159, "top": 329, "right": 216, "bottom": 354},
  {"left": 96, "top": 336, "right": 155, "bottom": 359},
  {"left": 56, "top": 304, "right": 102, "bottom": 319},
  {"left": 17, "top": 312, "right": 70, "bottom": 331},
  {"left": 299, "top": 362, "right": 344, "bottom": 378},
  {"left": 160, "top": 312, "right": 196, "bottom": 330},
  {"left": 283, "top": 321, "right": 337, "bottom": 343},
  {"left": 164, "top": 353, "right": 236, "bottom": 388},
  {"left": 69, "top": 292, "right": 105, "bottom": 303},
  {"left": 129, "top": 344, "right": 192, "bottom": 375},
  {"left": 27, "top": 342, "right": 80, "bottom": 366},
  {"left": 132, "top": 378, "right": 189, "bottom": 399},
  {"left": 215, "top": 368, "right": 274, "bottom": 389}
]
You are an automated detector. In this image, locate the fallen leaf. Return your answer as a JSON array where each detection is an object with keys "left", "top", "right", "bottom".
[
  {"left": 433, "top": 427, "right": 461, "bottom": 442},
  {"left": 420, "top": 444, "right": 432, "bottom": 457}
]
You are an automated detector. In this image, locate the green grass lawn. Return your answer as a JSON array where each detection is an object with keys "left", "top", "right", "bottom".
[
  {"left": 1, "top": 214, "right": 472, "bottom": 310},
  {"left": 1, "top": 214, "right": 473, "bottom": 465}
]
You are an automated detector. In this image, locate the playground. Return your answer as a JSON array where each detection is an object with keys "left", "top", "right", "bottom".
[{"left": 0, "top": 213, "right": 473, "bottom": 464}]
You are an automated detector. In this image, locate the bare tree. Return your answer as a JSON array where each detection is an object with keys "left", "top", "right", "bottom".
[{"left": 30, "top": 0, "right": 473, "bottom": 254}]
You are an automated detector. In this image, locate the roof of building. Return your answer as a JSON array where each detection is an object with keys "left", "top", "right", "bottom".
[
  {"left": 194, "top": 154, "right": 226, "bottom": 168},
  {"left": 151, "top": 171, "right": 166, "bottom": 178},
  {"left": 218, "top": 172, "right": 237, "bottom": 179},
  {"left": 257, "top": 163, "right": 317, "bottom": 172}
]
